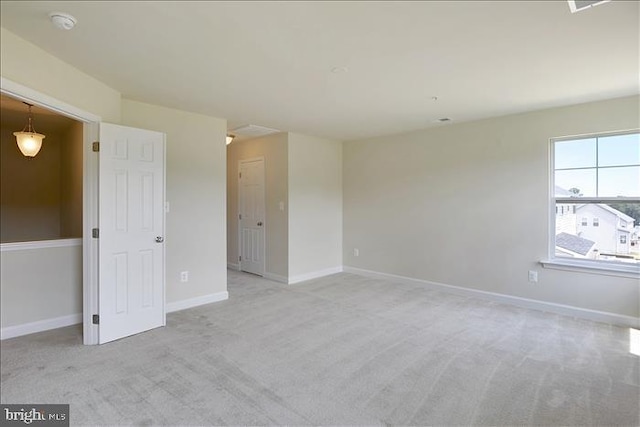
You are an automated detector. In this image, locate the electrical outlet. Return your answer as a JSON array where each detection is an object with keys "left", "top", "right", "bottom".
[
  {"left": 528, "top": 270, "right": 538, "bottom": 283},
  {"left": 353, "top": 248, "right": 359, "bottom": 257},
  {"left": 180, "top": 271, "right": 189, "bottom": 282}
]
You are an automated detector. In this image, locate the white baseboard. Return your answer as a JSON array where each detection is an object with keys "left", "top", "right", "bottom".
[
  {"left": 289, "top": 266, "right": 344, "bottom": 285},
  {"left": 344, "top": 266, "right": 639, "bottom": 328},
  {"left": 166, "top": 291, "right": 229, "bottom": 313},
  {"left": 1, "top": 313, "right": 82, "bottom": 340},
  {"left": 227, "top": 263, "right": 240, "bottom": 271},
  {"left": 263, "top": 272, "right": 288, "bottom": 284}
]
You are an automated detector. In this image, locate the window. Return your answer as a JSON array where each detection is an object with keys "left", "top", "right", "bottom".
[{"left": 551, "top": 130, "right": 639, "bottom": 269}]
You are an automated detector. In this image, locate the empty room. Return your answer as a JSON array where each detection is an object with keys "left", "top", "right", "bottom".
[{"left": 0, "top": 1, "right": 638, "bottom": 426}]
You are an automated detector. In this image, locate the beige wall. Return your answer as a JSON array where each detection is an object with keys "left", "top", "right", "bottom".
[
  {"left": 343, "top": 95, "right": 640, "bottom": 318},
  {"left": 0, "top": 28, "right": 121, "bottom": 123},
  {"left": 1, "top": 244, "right": 82, "bottom": 327},
  {"left": 0, "top": 128, "right": 62, "bottom": 242},
  {"left": 227, "top": 133, "right": 289, "bottom": 279},
  {"left": 121, "top": 99, "right": 228, "bottom": 303},
  {"left": 288, "top": 133, "right": 343, "bottom": 278},
  {"left": 1, "top": 28, "right": 229, "bottom": 331},
  {"left": 1, "top": 120, "right": 83, "bottom": 243},
  {"left": 60, "top": 121, "right": 83, "bottom": 238}
]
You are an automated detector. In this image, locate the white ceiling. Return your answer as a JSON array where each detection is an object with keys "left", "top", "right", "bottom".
[{"left": 1, "top": 1, "right": 638, "bottom": 141}]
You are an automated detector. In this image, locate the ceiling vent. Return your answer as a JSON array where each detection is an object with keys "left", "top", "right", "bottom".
[
  {"left": 567, "top": 0, "right": 611, "bottom": 13},
  {"left": 230, "top": 124, "right": 280, "bottom": 138}
]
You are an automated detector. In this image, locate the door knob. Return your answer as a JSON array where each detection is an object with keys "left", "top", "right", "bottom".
[
  {"left": 257, "top": 222, "right": 263, "bottom": 226},
  {"left": 155, "top": 236, "right": 164, "bottom": 243}
]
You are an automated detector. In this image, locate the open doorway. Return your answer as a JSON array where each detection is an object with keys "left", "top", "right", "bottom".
[
  {"left": 1, "top": 79, "right": 167, "bottom": 345},
  {"left": 0, "top": 93, "right": 84, "bottom": 339}
]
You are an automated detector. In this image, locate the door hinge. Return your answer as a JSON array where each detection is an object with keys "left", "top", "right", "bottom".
[
  {"left": 239, "top": 214, "right": 242, "bottom": 220},
  {"left": 92, "top": 314, "right": 99, "bottom": 325},
  {"left": 239, "top": 172, "right": 242, "bottom": 179},
  {"left": 92, "top": 228, "right": 99, "bottom": 238},
  {"left": 92, "top": 141, "right": 100, "bottom": 152},
  {"left": 239, "top": 256, "right": 242, "bottom": 261}
]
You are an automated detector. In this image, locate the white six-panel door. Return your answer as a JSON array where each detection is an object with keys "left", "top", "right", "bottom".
[
  {"left": 98, "top": 123, "right": 166, "bottom": 344},
  {"left": 239, "top": 158, "right": 265, "bottom": 276}
]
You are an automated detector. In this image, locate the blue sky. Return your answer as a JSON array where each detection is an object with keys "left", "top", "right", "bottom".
[{"left": 555, "top": 133, "right": 639, "bottom": 197}]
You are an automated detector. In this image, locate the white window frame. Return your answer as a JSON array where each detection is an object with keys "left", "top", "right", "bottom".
[{"left": 542, "top": 129, "right": 640, "bottom": 279}]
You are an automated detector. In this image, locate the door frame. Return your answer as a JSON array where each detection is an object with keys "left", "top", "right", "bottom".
[
  {"left": 238, "top": 157, "right": 266, "bottom": 276},
  {"left": 1, "top": 77, "right": 101, "bottom": 345}
]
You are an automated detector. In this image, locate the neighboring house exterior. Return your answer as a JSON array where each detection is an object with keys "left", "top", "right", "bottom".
[
  {"left": 555, "top": 186, "right": 636, "bottom": 259},
  {"left": 576, "top": 203, "right": 635, "bottom": 255}
]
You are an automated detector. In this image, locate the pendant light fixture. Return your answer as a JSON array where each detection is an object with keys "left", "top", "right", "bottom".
[
  {"left": 13, "top": 103, "right": 45, "bottom": 158},
  {"left": 226, "top": 134, "right": 235, "bottom": 145}
]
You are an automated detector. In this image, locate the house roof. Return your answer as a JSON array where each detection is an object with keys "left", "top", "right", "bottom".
[
  {"left": 1, "top": 1, "right": 638, "bottom": 141},
  {"left": 556, "top": 232, "right": 596, "bottom": 256},
  {"left": 597, "top": 204, "right": 635, "bottom": 223},
  {"left": 576, "top": 203, "right": 635, "bottom": 223}
]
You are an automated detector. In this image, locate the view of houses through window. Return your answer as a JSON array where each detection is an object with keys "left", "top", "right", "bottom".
[{"left": 553, "top": 131, "right": 640, "bottom": 265}]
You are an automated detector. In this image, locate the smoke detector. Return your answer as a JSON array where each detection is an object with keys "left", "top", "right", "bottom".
[{"left": 49, "top": 12, "right": 77, "bottom": 30}]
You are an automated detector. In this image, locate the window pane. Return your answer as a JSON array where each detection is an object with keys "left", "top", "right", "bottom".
[
  {"left": 555, "top": 168, "right": 596, "bottom": 197},
  {"left": 555, "top": 138, "right": 596, "bottom": 170},
  {"left": 555, "top": 201, "right": 639, "bottom": 264},
  {"left": 598, "top": 133, "right": 640, "bottom": 167},
  {"left": 598, "top": 166, "right": 640, "bottom": 197}
]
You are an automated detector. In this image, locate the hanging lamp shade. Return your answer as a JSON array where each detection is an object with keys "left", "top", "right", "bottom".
[
  {"left": 226, "top": 134, "right": 235, "bottom": 145},
  {"left": 14, "top": 131, "right": 45, "bottom": 157},
  {"left": 13, "top": 103, "right": 45, "bottom": 158}
]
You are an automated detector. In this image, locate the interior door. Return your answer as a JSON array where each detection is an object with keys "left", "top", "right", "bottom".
[
  {"left": 239, "top": 158, "right": 265, "bottom": 276},
  {"left": 98, "top": 123, "right": 166, "bottom": 344}
]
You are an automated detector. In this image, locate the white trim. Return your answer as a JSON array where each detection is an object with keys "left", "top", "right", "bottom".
[
  {"left": 1, "top": 314, "right": 82, "bottom": 340},
  {"left": 84, "top": 122, "right": 100, "bottom": 345},
  {"left": 1, "top": 77, "right": 102, "bottom": 346},
  {"left": 165, "top": 291, "right": 229, "bottom": 313},
  {"left": 238, "top": 157, "right": 266, "bottom": 277},
  {"left": 288, "top": 266, "right": 344, "bottom": 284},
  {"left": 541, "top": 258, "right": 640, "bottom": 279},
  {"left": 263, "top": 272, "right": 288, "bottom": 284},
  {"left": 0, "top": 77, "right": 101, "bottom": 123},
  {"left": 343, "top": 266, "right": 639, "bottom": 328},
  {"left": 0, "top": 238, "right": 82, "bottom": 252},
  {"left": 548, "top": 130, "right": 640, "bottom": 283},
  {"left": 227, "top": 263, "right": 240, "bottom": 271}
]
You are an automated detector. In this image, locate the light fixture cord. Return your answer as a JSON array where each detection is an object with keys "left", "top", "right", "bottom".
[{"left": 22, "top": 104, "right": 37, "bottom": 133}]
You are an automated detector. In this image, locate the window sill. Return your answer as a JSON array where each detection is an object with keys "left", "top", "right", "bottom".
[{"left": 540, "top": 258, "right": 640, "bottom": 279}]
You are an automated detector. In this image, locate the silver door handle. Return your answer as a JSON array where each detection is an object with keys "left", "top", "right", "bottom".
[
  {"left": 155, "top": 236, "right": 164, "bottom": 243},
  {"left": 257, "top": 222, "right": 263, "bottom": 226}
]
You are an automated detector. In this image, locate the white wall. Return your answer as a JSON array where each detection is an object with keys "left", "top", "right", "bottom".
[
  {"left": 0, "top": 27, "right": 121, "bottom": 335},
  {"left": 288, "top": 133, "right": 343, "bottom": 280},
  {"left": 343, "top": 95, "right": 639, "bottom": 318},
  {"left": 227, "top": 133, "right": 289, "bottom": 279},
  {"left": 0, "top": 28, "right": 121, "bottom": 123},
  {"left": 1, "top": 243, "right": 82, "bottom": 329},
  {"left": 121, "top": 99, "right": 228, "bottom": 304},
  {"left": 1, "top": 27, "right": 229, "bottom": 334}
]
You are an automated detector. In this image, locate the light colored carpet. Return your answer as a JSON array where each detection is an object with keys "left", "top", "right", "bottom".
[{"left": 1, "top": 270, "right": 638, "bottom": 426}]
